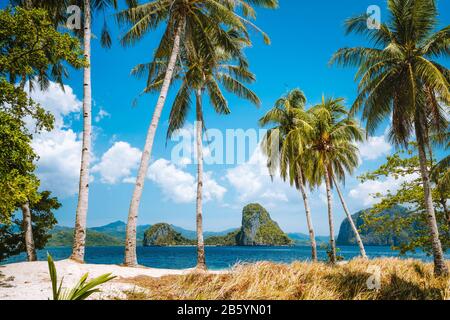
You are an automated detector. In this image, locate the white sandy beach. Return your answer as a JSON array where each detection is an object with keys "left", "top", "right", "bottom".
[{"left": 0, "top": 259, "right": 224, "bottom": 300}]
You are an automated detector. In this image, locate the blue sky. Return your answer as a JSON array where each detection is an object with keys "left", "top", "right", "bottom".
[{"left": 16, "top": 0, "right": 450, "bottom": 235}]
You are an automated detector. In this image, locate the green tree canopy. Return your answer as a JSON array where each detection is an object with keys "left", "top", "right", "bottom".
[
  {"left": 360, "top": 146, "right": 449, "bottom": 255},
  {"left": 0, "top": 191, "right": 60, "bottom": 261}
]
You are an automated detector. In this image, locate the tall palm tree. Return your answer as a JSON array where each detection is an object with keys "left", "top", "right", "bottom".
[
  {"left": 138, "top": 29, "right": 259, "bottom": 270},
  {"left": 70, "top": 0, "right": 121, "bottom": 263},
  {"left": 14, "top": 0, "right": 121, "bottom": 263},
  {"left": 117, "top": 0, "right": 278, "bottom": 267},
  {"left": 259, "top": 89, "right": 318, "bottom": 261},
  {"left": 308, "top": 97, "right": 367, "bottom": 263},
  {"left": 331, "top": 0, "right": 449, "bottom": 275}
]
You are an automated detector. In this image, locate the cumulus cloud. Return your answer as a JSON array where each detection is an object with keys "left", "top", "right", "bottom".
[
  {"left": 147, "top": 159, "right": 226, "bottom": 203},
  {"left": 32, "top": 129, "right": 82, "bottom": 197},
  {"left": 225, "top": 148, "right": 268, "bottom": 201},
  {"left": 92, "top": 142, "right": 142, "bottom": 184},
  {"left": 27, "top": 81, "right": 81, "bottom": 127},
  {"left": 95, "top": 108, "right": 110, "bottom": 123},
  {"left": 27, "top": 81, "right": 84, "bottom": 198},
  {"left": 349, "top": 173, "right": 419, "bottom": 206},
  {"left": 225, "top": 147, "right": 292, "bottom": 205},
  {"left": 358, "top": 135, "right": 392, "bottom": 161}
]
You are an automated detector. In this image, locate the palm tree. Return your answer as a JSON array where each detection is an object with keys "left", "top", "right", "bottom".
[
  {"left": 259, "top": 89, "right": 318, "bottom": 261},
  {"left": 12, "top": 0, "right": 121, "bottom": 263},
  {"left": 70, "top": 0, "right": 120, "bottom": 263},
  {"left": 139, "top": 29, "right": 259, "bottom": 270},
  {"left": 117, "top": 0, "right": 278, "bottom": 267},
  {"left": 331, "top": 0, "right": 449, "bottom": 275},
  {"left": 308, "top": 97, "right": 367, "bottom": 263}
]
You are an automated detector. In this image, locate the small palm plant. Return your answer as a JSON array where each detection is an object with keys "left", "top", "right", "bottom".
[{"left": 47, "top": 254, "right": 116, "bottom": 300}]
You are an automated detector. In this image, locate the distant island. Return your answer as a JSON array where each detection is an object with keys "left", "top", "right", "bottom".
[
  {"left": 337, "top": 205, "right": 411, "bottom": 246},
  {"left": 46, "top": 205, "right": 407, "bottom": 247},
  {"left": 143, "top": 203, "right": 294, "bottom": 247}
]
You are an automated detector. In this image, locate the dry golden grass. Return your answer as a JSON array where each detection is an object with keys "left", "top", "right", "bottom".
[{"left": 122, "top": 258, "right": 450, "bottom": 300}]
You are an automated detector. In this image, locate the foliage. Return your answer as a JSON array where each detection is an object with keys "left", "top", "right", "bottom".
[
  {"left": 0, "top": 111, "right": 39, "bottom": 223},
  {"left": 307, "top": 96, "right": 364, "bottom": 187},
  {"left": 47, "top": 229, "right": 123, "bottom": 247},
  {"left": 143, "top": 223, "right": 195, "bottom": 246},
  {"left": 330, "top": 0, "right": 449, "bottom": 148},
  {"left": 359, "top": 147, "right": 450, "bottom": 255},
  {"left": 47, "top": 253, "right": 116, "bottom": 300},
  {"left": 237, "top": 203, "right": 293, "bottom": 246},
  {"left": 0, "top": 7, "right": 84, "bottom": 224},
  {"left": 163, "top": 28, "right": 260, "bottom": 140},
  {"left": 0, "top": 6, "right": 85, "bottom": 90},
  {"left": 259, "top": 88, "right": 312, "bottom": 187},
  {"left": 337, "top": 206, "right": 412, "bottom": 246},
  {"left": 325, "top": 245, "right": 344, "bottom": 263},
  {"left": 0, "top": 191, "right": 60, "bottom": 261},
  {"left": 12, "top": 0, "right": 121, "bottom": 49},
  {"left": 204, "top": 229, "right": 240, "bottom": 246}
]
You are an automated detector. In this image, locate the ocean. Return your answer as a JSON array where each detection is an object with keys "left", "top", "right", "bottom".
[{"left": 2, "top": 245, "right": 445, "bottom": 270}]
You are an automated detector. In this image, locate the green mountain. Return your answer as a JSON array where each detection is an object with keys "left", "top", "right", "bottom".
[
  {"left": 47, "top": 228, "right": 122, "bottom": 247},
  {"left": 205, "top": 229, "right": 240, "bottom": 246},
  {"left": 173, "top": 226, "right": 238, "bottom": 240},
  {"left": 143, "top": 224, "right": 194, "bottom": 246},
  {"left": 336, "top": 205, "right": 410, "bottom": 246},
  {"left": 287, "top": 233, "right": 329, "bottom": 246},
  {"left": 46, "top": 204, "right": 293, "bottom": 247},
  {"left": 140, "top": 204, "right": 293, "bottom": 247},
  {"left": 90, "top": 221, "right": 149, "bottom": 242}
]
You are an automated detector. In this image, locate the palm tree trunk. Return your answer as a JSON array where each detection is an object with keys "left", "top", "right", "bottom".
[
  {"left": 21, "top": 202, "right": 37, "bottom": 262},
  {"left": 71, "top": 0, "right": 92, "bottom": 263},
  {"left": 324, "top": 165, "right": 337, "bottom": 264},
  {"left": 296, "top": 166, "right": 317, "bottom": 262},
  {"left": 124, "top": 20, "right": 184, "bottom": 267},
  {"left": 195, "top": 89, "right": 206, "bottom": 270},
  {"left": 332, "top": 176, "right": 367, "bottom": 259},
  {"left": 415, "top": 116, "right": 449, "bottom": 276}
]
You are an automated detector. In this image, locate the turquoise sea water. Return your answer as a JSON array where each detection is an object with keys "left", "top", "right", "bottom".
[{"left": 2, "top": 246, "right": 447, "bottom": 270}]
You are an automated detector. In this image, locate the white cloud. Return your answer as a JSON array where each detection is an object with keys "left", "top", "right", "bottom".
[
  {"left": 27, "top": 81, "right": 84, "bottom": 198},
  {"left": 32, "top": 129, "right": 82, "bottom": 197},
  {"left": 225, "top": 147, "right": 292, "bottom": 204},
  {"left": 225, "top": 148, "right": 267, "bottom": 201},
  {"left": 92, "top": 142, "right": 142, "bottom": 184},
  {"left": 261, "top": 191, "right": 288, "bottom": 202},
  {"left": 358, "top": 135, "right": 392, "bottom": 161},
  {"left": 27, "top": 81, "right": 81, "bottom": 127},
  {"left": 147, "top": 159, "right": 226, "bottom": 203},
  {"left": 349, "top": 173, "right": 419, "bottom": 206},
  {"left": 95, "top": 108, "right": 110, "bottom": 123}
]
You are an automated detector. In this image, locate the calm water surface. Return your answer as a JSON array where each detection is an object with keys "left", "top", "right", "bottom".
[{"left": 2, "top": 246, "right": 445, "bottom": 270}]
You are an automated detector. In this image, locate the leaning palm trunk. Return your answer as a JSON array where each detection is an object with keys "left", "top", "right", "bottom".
[
  {"left": 195, "top": 89, "right": 206, "bottom": 270},
  {"left": 124, "top": 21, "right": 184, "bottom": 267},
  {"left": 71, "top": 0, "right": 92, "bottom": 263},
  {"left": 296, "top": 166, "right": 317, "bottom": 262},
  {"left": 21, "top": 202, "right": 37, "bottom": 261},
  {"left": 415, "top": 116, "right": 449, "bottom": 276},
  {"left": 332, "top": 176, "right": 367, "bottom": 259},
  {"left": 324, "top": 165, "right": 337, "bottom": 264}
]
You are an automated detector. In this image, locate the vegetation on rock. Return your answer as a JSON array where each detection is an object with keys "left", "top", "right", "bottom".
[{"left": 143, "top": 224, "right": 195, "bottom": 246}]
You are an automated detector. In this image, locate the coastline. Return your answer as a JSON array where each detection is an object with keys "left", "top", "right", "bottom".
[{"left": 0, "top": 259, "right": 226, "bottom": 300}]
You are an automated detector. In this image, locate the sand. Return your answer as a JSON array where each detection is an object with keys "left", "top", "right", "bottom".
[{"left": 0, "top": 259, "right": 223, "bottom": 300}]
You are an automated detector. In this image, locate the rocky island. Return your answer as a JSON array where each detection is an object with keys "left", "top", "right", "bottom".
[
  {"left": 337, "top": 205, "right": 411, "bottom": 246},
  {"left": 143, "top": 203, "right": 294, "bottom": 247},
  {"left": 143, "top": 223, "right": 194, "bottom": 246}
]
